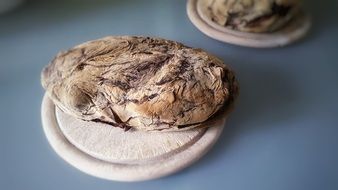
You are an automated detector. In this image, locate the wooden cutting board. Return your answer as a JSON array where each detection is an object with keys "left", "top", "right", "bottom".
[{"left": 41, "top": 94, "right": 226, "bottom": 181}]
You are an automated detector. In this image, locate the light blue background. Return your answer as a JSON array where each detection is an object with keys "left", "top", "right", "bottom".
[{"left": 1, "top": 0, "right": 338, "bottom": 189}]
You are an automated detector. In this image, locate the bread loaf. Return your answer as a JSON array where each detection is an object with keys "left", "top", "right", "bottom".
[
  {"left": 204, "top": 0, "right": 300, "bottom": 33},
  {"left": 41, "top": 36, "right": 238, "bottom": 131}
]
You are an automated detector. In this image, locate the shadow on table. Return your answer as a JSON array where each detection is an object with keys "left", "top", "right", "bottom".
[
  {"left": 301, "top": 0, "right": 338, "bottom": 43},
  {"left": 172, "top": 58, "right": 309, "bottom": 177}
]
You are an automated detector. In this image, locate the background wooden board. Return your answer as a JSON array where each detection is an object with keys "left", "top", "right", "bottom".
[{"left": 187, "top": 0, "right": 311, "bottom": 48}]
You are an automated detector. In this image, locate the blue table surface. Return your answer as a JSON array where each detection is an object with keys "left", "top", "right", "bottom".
[{"left": 1, "top": 0, "right": 338, "bottom": 190}]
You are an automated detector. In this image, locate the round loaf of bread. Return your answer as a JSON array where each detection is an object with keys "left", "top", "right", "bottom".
[
  {"left": 202, "top": 0, "right": 301, "bottom": 33},
  {"left": 41, "top": 36, "right": 238, "bottom": 131}
]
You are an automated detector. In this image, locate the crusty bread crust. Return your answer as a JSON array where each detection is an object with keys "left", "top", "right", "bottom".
[
  {"left": 203, "top": 0, "right": 300, "bottom": 33},
  {"left": 41, "top": 36, "right": 238, "bottom": 131}
]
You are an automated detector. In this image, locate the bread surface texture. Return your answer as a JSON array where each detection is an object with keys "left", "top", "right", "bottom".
[
  {"left": 204, "top": 0, "right": 300, "bottom": 33},
  {"left": 41, "top": 36, "right": 238, "bottom": 131}
]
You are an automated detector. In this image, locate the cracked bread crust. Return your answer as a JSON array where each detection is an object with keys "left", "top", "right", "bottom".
[
  {"left": 205, "top": 0, "right": 300, "bottom": 33},
  {"left": 41, "top": 36, "right": 238, "bottom": 131}
]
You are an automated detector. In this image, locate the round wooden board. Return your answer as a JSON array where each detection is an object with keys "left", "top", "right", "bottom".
[
  {"left": 187, "top": 0, "right": 311, "bottom": 48},
  {"left": 41, "top": 94, "right": 226, "bottom": 181},
  {"left": 56, "top": 106, "right": 208, "bottom": 164}
]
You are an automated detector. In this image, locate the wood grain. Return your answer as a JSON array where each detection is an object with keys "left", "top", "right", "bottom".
[{"left": 41, "top": 94, "right": 226, "bottom": 181}]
